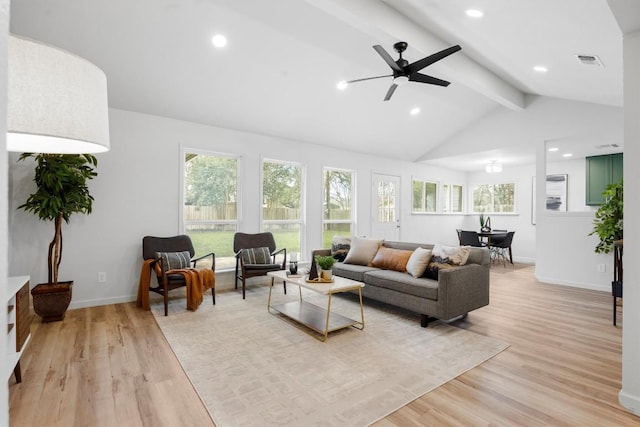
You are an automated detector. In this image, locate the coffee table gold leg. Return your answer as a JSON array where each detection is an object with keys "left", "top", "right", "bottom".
[
  {"left": 267, "top": 277, "right": 274, "bottom": 311},
  {"left": 298, "top": 285, "right": 302, "bottom": 301},
  {"left": 323, "top": 293, "right": 333, "bottom": 341},
  {"left": 358, "top": 288, "right": 365, "bottom": 329}
]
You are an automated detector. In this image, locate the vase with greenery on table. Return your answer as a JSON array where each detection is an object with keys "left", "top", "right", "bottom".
[
  {"left": 18, "top": 153, "right": 98, "bottom": 322},
  {"left": 314, "top": 255, "right": 336, "bottom": 281}
]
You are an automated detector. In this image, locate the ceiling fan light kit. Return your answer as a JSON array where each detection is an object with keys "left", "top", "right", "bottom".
[{"left": 344, "top": 41, "right": 461, "bottom": 101}]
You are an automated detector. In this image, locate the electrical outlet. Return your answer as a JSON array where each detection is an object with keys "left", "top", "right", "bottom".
[
  {"left": 98, "top": 272, "right": 107, "bottom": 283},
  {"left": 597, "top": 264, "right": 606, "bottom": 273}
]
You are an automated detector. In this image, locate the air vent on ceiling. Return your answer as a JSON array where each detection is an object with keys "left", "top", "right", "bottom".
[
  {"left": 576, "top": 54, "right": 604, "bottom": 67},
  {"left": 595, "top": 143, "right": 620, "bottom": 149}
]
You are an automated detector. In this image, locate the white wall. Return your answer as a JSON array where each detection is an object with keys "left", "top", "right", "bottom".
[
  {"left": 441, "top": 96, "right": 622, "bottom": 290},
  {"left": 619, "top": 28, "right": 640, "bottom": 416},
  {"left": 8, "top": 108, "right": 469, "bottom": 307},
  {"left": 1, "top": 0, "right": 9, "bottom": 423}
]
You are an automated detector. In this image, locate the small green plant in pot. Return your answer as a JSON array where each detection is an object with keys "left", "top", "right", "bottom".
[
  {"left": 18, "top": 153, "right": 98, "bottom": 322},
  {"left": 314, "top": 255, "right": 336, "bottom": 281},
  {"left": 589, "top": 180, "right": 623, "bottom": 254}
]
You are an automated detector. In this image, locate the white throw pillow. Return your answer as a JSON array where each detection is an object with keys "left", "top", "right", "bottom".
[
  {"left": 343, "top": 236, "right": 382, "bottom": 266},
  {"left": 406, "top": 247, "right": 432, "bottom": 278}
]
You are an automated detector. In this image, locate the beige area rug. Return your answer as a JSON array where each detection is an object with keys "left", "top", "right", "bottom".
[{"left": 151, "top": 284, "right": 509, "bottom": 427}]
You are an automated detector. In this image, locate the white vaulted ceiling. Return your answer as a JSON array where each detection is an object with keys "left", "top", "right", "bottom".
[{"left": 9, "top": 0, "right": 632, "bottom": 170}]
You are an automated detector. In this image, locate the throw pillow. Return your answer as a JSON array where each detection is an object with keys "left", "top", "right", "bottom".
[
  {"left": 424, "top": 244, "right": 471, "bottom": 280},
  {"left": 343, "top": 236, "right": 382, "bottom": 266},
  {"left": 157, "top": 251, "right": 192, "bottom": 271},
  {"left": 406, "top": 247, "right": 433, "bottom": 278},
  {"left": 370, "top": 247, "right": 413, "bottom": 272},
  {"left": 331, "top": 236, "right": 351, "bottom": 262},
  {"left": 241, "top": 246, "right": 272, "bottom": 264}
]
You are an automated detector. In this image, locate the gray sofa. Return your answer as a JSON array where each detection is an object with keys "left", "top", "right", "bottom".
[{"left": 311, "top": 241, "right": 490, "bottom": 327}]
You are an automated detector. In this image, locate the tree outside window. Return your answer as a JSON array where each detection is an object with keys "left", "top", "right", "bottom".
[
  {"left": 183, "top": 151, "right": 238, "bottom": 269},
  {"left": 472, "top": 183, "right": 515, "bottom": 213},
  {"left": 323, "top": 168, "right": 354, "bottom": 247},
  {"left": 262, "top": 160, "right": 304, "bottom": 256},
  {"left": 412, "top": 179, "right": 437, "bottom": 213}
]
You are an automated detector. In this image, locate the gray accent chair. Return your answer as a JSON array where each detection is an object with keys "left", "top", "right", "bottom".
[
  {"left": 234, "top": 232, "right": 287, "bottom": 299},
  {"left": 142, "top": 235, "right": 215, "bottom": 316}
]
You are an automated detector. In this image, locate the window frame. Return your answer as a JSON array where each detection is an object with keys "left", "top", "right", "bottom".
[
  {"left": 260, "top": 157, "right": 306, "bottom": 258},
  {"left": 411, "top": 178, "right": 439, "bottom": 214},
  {"left": 442, "top": 183, "right": 464, "bottom": 213},
  {"left": 180, "top": 146, "right": 241, "bottom": 271},
  {"left": 470, "top": 182, "right": 517, "bottom": 214},
  {"left": 322, "top": 167, "right": 356, "bottom": 246}
]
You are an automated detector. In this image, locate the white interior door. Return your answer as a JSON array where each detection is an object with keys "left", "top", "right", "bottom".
[{"left": 371, "top": 173, "right": 400, "bottom": 240}]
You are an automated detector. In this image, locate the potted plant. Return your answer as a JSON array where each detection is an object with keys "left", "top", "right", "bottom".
[
  {"left": 314, "top": 255, "right": 336, "bottom": 281},
  {"left": 18, "top": 153, "right": 98, "bottom": 322},
  {"left": 589, "top": 180, "right": 623, "bottom": 254},
  {"left": 479, "top": 212, "right": 492, "bottom": 232}
]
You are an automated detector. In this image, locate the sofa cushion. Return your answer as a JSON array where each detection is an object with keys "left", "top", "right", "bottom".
[
  {"left": 331, "top": 236, "right": 351, "bottom": 262},
  {"left": 370, "top": 247, "right": 413, "bottom": 272},
  {"left": 343, "top": 236, "right": 382, "bottom": 266},
  {"left": 363, "top": 270, "right": 438, "bottom": 300},
  {"left": 333, "top": 262, "right": 379, "bottom": 282},
  {"left": 406, "top": 247, "right": 432, "bottom": 278}
]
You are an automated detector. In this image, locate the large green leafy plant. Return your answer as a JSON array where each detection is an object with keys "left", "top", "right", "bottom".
[
  {"left": 589, "top": 180, "right": 623, "bottom": 254},
  {"left": 18, "top": 153, "right": 98, "bottom": 284}
]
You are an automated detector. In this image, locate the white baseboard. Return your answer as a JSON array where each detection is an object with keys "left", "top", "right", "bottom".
[
  {"left": 619, "top": 390, "right": 640, "bottom": 416},
  {"left": 69, "top": 295, "right": 136, "bottom": 310},
  {"left": 534, "top": 275, "right": 609, "bottom": 293}
]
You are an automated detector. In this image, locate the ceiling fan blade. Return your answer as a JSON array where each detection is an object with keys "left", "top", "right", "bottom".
[
  {"left": 383, "top": 83, "right": 398, "bottom": 101},
  {"left": 346, "top": 74, "right": 392, "bottom": 84},
  {"left": 406, "top": 45, "right": 461, "bottom": 74},
  {"left": 409, "top": 73, "right": 450, "bottom": 87},
  {"left": 373, "top": 45, "right": 402, "bottom": 72}
]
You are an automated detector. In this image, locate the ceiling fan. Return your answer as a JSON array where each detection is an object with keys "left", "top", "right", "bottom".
[{"left": 343, "top": 41, "right": 462, "bottom": 101}]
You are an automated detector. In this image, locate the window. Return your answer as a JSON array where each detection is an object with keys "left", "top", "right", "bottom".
[
  {"left": 322, "top": 168, "right": 355, "bottom": 247},
  {"left": 182, "top": 150, "right": 238, "bottom": 270},
  {"left": 472, "top": 183, "right": 515, "bottom": 213},
  {"left": 412, "top": 179, "right": 437, "bottom": 213},
  {"left": 262, "top": 159, "right": 304, "bottom": 257},
  {"left": 442, "top": 184, "right": 463, "bottom": 213}
]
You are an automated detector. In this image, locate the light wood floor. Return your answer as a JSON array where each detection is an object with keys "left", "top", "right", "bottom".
[{"left": 9, "top": 265, "right": 640, "bottom": 426}]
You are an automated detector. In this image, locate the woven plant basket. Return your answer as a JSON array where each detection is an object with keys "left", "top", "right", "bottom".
[{"left": 31, "top": 281, "right": 73, "bottom": 323}]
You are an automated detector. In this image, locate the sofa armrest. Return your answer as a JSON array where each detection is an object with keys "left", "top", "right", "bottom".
[{"left": 436, "top": 263, "right": 490, "bottom": 320}]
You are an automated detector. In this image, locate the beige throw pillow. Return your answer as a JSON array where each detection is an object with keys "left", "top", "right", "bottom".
[
  {"left": 406, "top": 247, "right": 432, "bottom": 278},
  {"left": 343, "top": 236, "right": 382, "bottom": 266}
]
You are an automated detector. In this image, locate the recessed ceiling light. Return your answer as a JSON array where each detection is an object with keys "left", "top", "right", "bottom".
[
  {"left": 410, "top": 107, "right": 421, "bottom": 115},
  {"left": 548, "top": 147, "right": 559, "bottom": 152},
  {"left": 466, "top": 9, "right": 483, "bottom": 18},
  {"left": 533, "top": 65, "right": 548, "bottom": 73},
  {"left": 336, "top": 81, "right": 348, "bottom": 90},
  {"left": 562, "top": 153, "right": 573, "bottom": 158},
  {"left": 211, "top": 34, "right": 227, "bottom": 48}
]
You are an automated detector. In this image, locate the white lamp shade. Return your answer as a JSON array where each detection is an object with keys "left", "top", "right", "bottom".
[{"left": 7, "top": 34, "right": 110, "bottom": 153}]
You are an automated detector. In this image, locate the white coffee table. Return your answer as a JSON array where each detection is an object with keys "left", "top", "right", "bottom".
[{"left": 267, "top": 270, "right": 365, "bottom": 341}]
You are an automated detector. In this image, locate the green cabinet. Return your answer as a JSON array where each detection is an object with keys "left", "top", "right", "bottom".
[{"left": 586, "top": 153, "right": 623, "bottom": 205}]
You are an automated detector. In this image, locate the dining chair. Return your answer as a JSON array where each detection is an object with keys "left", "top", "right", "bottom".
[
  {"left": 489, "top": 231, "right": 515, "bottom": 266},
  {"left": 459, "top": 230, "right": 486, "bottom": 247}
]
